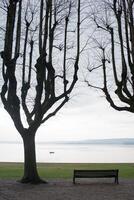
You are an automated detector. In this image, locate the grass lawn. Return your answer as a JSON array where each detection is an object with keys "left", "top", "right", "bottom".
[{"left": 0, "top": 163, "right": 134, "bottom": 179}]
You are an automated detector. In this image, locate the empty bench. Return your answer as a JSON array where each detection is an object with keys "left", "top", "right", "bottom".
[{"left": 73, "top": 169, "right": 119, "bottom": 184}]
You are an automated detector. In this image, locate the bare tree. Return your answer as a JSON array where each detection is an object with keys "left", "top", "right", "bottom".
[
  {"left": 86, "top": 0, "right": 134, "bottom": 113},
  {"left": 0, "top": 0, "right": 81, "bottom": 184}
]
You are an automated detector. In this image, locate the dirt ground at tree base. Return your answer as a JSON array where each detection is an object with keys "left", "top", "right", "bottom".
[{"left": 0, "top": 178, "right": 134, "bottom": 200}]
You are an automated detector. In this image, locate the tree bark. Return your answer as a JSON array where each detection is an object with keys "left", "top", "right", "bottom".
[{"left": 20, "top": 133, "right": 46, "bottom": 184}]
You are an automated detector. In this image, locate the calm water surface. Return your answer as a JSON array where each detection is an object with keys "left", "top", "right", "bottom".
[{"left": 0, "top": 142, "right": 134, "bottom": 163}]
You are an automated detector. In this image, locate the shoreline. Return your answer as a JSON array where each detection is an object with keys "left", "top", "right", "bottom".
[{"left": 0, "top": 161, "right": 134, "bottom": 163}]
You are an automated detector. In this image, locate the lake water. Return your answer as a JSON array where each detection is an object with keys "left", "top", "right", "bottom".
[{"left": 0, "top": 142, "right": 134, "bottom": 163}]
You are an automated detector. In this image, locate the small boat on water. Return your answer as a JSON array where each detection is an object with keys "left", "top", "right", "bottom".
[{"left": 49, "top": 151, "right": 55, "bottom": 154}]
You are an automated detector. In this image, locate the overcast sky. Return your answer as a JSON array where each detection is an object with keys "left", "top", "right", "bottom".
[
  {"left": 0, "top": 85, "right": 134, "bottom": 143},
  {"left": 0, "top": 1, "right": 134, "bottom": 144}
]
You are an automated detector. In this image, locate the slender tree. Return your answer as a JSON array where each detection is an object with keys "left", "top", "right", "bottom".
[
  {"left": 86, "top": 0, "right": 134, "bottom": 113},
  {"left": 0, "top": 0, "right": 80, "bottom": 184}
]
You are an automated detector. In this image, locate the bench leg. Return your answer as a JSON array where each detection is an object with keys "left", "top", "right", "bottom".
[
  {"left": 73, "top": 176, "right": 75, "bottom": 184},
  {"left": 115, "top": 176, "right": 119, "bottom": 184},
  {"left": 116, "top": 176, "right": 119, "bottom": 184}
]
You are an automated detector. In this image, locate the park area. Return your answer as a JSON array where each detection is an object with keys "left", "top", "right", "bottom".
[
  {"left": 1, "top": 0, "right": 134, "bottom": 199},
  {"left": 0, "top": 163, "right": 134, "bottom": 200}
]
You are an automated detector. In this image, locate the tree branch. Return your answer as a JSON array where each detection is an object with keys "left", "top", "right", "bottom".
[{"left": 41, "top": 98, "right": 68, "bottom": 123}]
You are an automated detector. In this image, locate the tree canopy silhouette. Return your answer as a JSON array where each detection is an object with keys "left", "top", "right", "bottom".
[
  {"left": 0, "top": 0, "right": 80, "bottom": 183},
  {"left": 86, "top": 0, "right": 134, "bottom": 113}
]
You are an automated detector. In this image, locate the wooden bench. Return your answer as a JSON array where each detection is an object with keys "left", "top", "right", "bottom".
[{"left": 73, "top": 169, "right": 119, "bottom": 184}]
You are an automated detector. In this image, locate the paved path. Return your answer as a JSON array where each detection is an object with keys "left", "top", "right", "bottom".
[{"left": 0, "top": 179, "right": 134, "bottom": 200}]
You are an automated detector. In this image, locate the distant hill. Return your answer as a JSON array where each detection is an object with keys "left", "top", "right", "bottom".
[
  {"left": 51, "top": 138, "right": 134, "bottom": 145},
  {"left": 79, "top": 138, "right": 134, "bottom": 145},
  {"left": 1, "top": 138, "right": 134, "bottom": 145}
]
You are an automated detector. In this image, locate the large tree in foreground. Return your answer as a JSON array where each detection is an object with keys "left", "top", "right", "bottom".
[
  {"left": 0, "top": 0, "right": 80, "bottom": 183},
  {"left": 86, "top": 0, "right": 134, "bottom": 113}
]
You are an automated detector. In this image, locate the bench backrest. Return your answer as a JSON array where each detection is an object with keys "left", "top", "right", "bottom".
[{"left": 74, "top": 169, "right": 118, "bottom": 178}]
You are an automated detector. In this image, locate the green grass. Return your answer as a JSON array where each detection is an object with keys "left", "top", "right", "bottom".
[{"left": 0, "top": 163, "right": 134, "bottom": 179}]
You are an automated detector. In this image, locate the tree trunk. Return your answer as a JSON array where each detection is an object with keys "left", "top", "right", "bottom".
[{"left": 20, "top": 133, "right": 46, "bottom": 184}]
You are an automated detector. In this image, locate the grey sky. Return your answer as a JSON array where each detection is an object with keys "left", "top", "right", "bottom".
[
  {"left": 0, "top": 0, "right": 134, "bottom": 143},
  {"left": 0, "top": 86, "right": 134, "bottom": 142}
]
